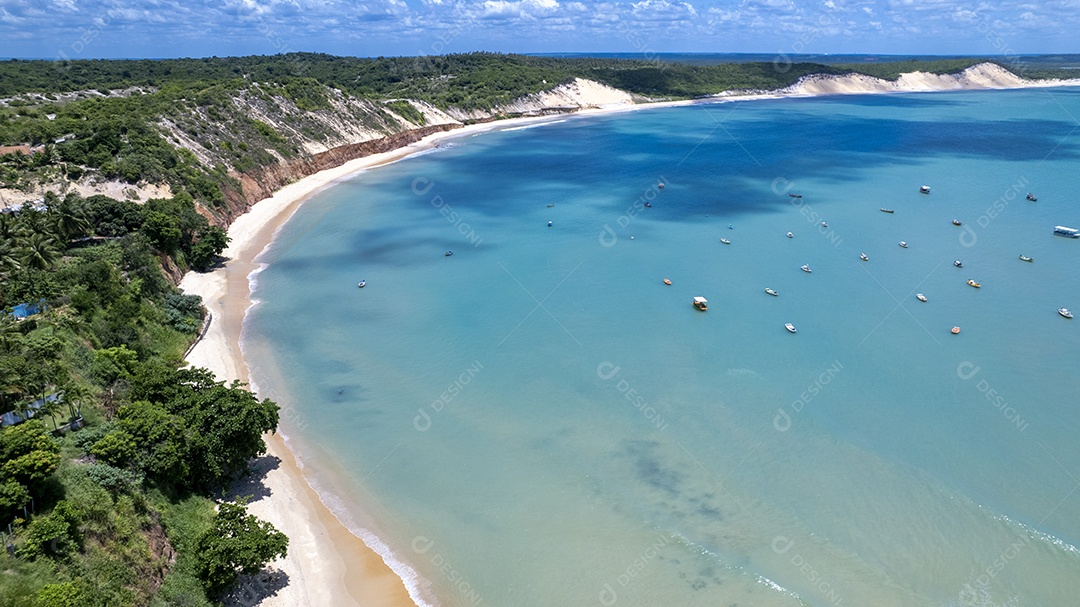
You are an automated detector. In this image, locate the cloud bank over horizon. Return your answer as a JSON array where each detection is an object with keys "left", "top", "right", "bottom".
[{"left": 1, "top": 0, "right": 1076, "bottom": 60}]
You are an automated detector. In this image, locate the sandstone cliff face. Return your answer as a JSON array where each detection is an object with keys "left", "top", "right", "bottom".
[
  {"left": 175, "top": 78, "right": 640, "bottom": 224},
  {"left": 218, "top": 123, "right": 461, "bottom": 222}
]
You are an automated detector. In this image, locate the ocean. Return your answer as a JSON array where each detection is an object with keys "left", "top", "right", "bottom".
[{"left": 241, "top": 87, "right": 1080, "bottom": 607}]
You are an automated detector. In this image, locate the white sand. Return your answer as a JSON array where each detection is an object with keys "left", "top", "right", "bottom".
[{"left": 180, "top": 64, "right": 1080, "bottom": 606}]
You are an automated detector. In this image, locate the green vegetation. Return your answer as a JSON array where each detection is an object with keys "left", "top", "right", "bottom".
[
  {"left": 0, "top": 53, "right": 1039, "bottom": 212},
  {"left": 0, "top": 51, "right": 1060, "bottom": 604},
  {"left": 0, "top": 189, "right": 280, "bottom": 606}
]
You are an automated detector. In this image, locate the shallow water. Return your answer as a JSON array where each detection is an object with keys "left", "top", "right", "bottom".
[{"left": 244, "top": 87, "right": 1080, "bottom": 607}]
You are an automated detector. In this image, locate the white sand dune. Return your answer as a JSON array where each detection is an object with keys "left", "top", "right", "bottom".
[{"left": 780, "top": 62, "right": 1080, "bottom": 97}]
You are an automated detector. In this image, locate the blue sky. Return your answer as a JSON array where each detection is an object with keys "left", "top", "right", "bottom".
[{"left": 2, "top": 0, "right": 1077, "bottom": 60}]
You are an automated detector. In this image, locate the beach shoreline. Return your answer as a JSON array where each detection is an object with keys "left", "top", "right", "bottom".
[{"left": 179, "top": 71, "right": 1080, "bottom": 607}]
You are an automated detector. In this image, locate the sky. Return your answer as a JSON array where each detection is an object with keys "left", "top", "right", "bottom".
[{"left": 2, "top": 0, "right": 1078, "bottom": 60}]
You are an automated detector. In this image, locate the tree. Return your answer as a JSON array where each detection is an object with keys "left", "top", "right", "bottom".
[
  {"left": 188, "top": 225, "right": 230, "bottom": 270},
  {"left": 142, "top": 211, "right": 182, "bottom": 254},
  {"left": 128, "top": 366, "right": 279, "bottom": 489},
  {"left": 21, "top": 232, "right": 60, "bottom": 274},
  {"left": 193, "top": 499, "right": 288, "bottom": 596},
  {"left": 49, "top": 197, "right": 91, "bottom": 242}
]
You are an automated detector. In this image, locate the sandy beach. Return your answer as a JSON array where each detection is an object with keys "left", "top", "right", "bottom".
[
  {"left": 179, "top": 64, "right": 1080, "bottom": 607},
  {"left": 179, "top": 115, "right": 593, "bottom": 607}
]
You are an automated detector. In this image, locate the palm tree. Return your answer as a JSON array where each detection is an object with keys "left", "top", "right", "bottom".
[
  {"left": 21, "top": 232, "right": 60, "bottom": 274},
  {"left": 0, "top": 239, "right": 19, "bottom": 278},
  {"left": 50, "top": 199, "right": 91, "bottom": 243},
  {"left": 58, "top": 383, "right": 91, "bottom": 426}
]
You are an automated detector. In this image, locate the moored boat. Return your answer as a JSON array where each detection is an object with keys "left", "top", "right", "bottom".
[
  {"left": 801, "top": 264, "right": 812, "bottom": 273},
  {"left": 967, "top": 279, "right": 981, "bottom": 288},
  {"left": 785, "top": 323, "right": 797, "bottom": 333},
  {"left": 787, "top": 231, "right": 794, "bottom": 238},
  {"left": 899, "top": 241, "right": 908, "bottom": 248},
  {"left": 951, "top": 326, "right": 961, "bottom": 334},
  {"left": 880, "top": 208, "right": 894, "bottom": 213},
  {"left": 1019, "top": 255, "right": 1033, "bottom": 262},
  {"left": 1060, "top": 308, "right": 1073, "bottom": 319},
  {"left": 693, "top": 296, "right": 708, "bottom": 311},
  {"left": 445, "top": 250, "right": 454, "bottom": 256},
  {"left": 916, "top": 293, "right": 927, "bottom": 302},
  {"left": 357, "top": 280, "right": 366, "bottom": 288},
  {"left": 789, "top": 193, "right": 802, "bottom": 198},
  {"left": 952, "top": 219, "right": 961, "bottom": 226},
  {"left": 663, "top": 277, "right": 672, "bottom": 285},
  {"left": 765, "top": 288, "right": 778, "bottom": 296},
  {"left": 954, "top": 260, "right": 963, "bottom": 268},
  {"left": 920, "top": 185, "right": 931, "bottom": 194},
  {"left": 859, "top": 253, "right": 869, "bottom": 261},
  {"left": 720, "top": 237, "right": 731, "bottom": 244},
  {"left": 1026, "top": 193, "right": 1037, "bottom": 201}
]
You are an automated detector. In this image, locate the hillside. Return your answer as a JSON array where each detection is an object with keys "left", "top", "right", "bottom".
[{"left": 4, "top": 53, "right": 1057, "bottom": 228}]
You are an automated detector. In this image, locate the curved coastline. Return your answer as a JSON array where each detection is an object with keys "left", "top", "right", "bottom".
[{"left": 179, "top": 70, "right": 1080, "bottom": 607}]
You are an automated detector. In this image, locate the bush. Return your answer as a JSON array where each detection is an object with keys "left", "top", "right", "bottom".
[{"left": 84, "top": 464, "right": 143, "bottom": 493}]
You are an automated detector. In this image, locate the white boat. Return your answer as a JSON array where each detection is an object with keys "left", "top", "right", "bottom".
[
  {"left": 1060, "top": 308, "right": 1073, "bottom": 319},
  {"left": 801, "top": 264, "right": 812, "bottom": 273},
  {"left": 859, "top": 253, "right": 868, "bottom": 261},
  {"left": 1019, "top": 255, "right": 1033, "bottom": 262},
  {"left": 787, "top": 231, "right": 794, "bottom": 238},
  {"left": 547, "top": 221, "right": 553, "bottom": 227},
  {"left": 693, "top": 296, "right": 708, "bottom": 311},
  {"left": 920, "top": 185, "right": 931, "bottom": 194},
  {"left": 916, "top": 293, "right": 927, "bottom": 302},
  {"left": 1053, "top": 226, "right": 1080, "bottom": 238},
  {"left": 720, "top": 237, "right": 731, "bottom": 244},
  {"left": 785, "top": 323, "right": 797, "bottom": 333},
  {"left": 445, "top": 250, "right": 454, "bottom": 256},
  {"left": 954, "top": 260, "right": 963, "bottom": 268},
  {"left": 821, "top": 221, "right": 828, "bottom": 228},
  {"left": 357, "top": 280, "right": 366, "bottom": 288},
  {"left": 765, "top": 288, "right": 778, "bottom": 296},
  {"left": 899, "top": 241, "right": 908, "bottom": 248}
]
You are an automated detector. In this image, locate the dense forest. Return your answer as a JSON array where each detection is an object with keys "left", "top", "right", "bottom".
[
  {"left": 0, "top": 51, "right": 1063, "bottom": 606},
  {"left": 0, "top": 191, "right": 284, "bottom": 606}
]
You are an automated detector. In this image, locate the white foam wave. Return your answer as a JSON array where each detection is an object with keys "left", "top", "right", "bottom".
[
  {"left": 280, "top": 433, "right": 437, "bottom": 607},
  {"left": 501, "top": 119, "right": 568, "bottom": 132}
]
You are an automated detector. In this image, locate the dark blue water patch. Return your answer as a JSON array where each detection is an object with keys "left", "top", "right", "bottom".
[{"left": 379, "top": 104, "right": 1079, "bottom": 227}]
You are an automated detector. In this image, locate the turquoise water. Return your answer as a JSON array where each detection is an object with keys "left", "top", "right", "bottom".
[{"left": 243, "top": 88, "right": 1080, "bottom": 607}]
